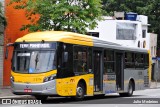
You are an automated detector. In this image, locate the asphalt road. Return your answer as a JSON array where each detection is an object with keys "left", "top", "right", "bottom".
[
  {"left": 45, "top": 88, "right": 160, "bottom": 104},
  {"left": 0, "top": 88, "right": 160, "bottom": 107}
]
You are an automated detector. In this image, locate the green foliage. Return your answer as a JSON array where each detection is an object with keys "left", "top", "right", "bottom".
[
  {"left": 146, "top": 0, "right": 160, "bottom": 48},
  {"left": 102, "top": 0, "right": 150, "bottom": 15},
  {"left": 10, "top": 0, "right": 103, "bottom": 34},
  {"left": 102, "top": 0, "right": 160, "bottom": 48},
  {"left": 0, "top": 2, "right": 7, "bottom": 34}
]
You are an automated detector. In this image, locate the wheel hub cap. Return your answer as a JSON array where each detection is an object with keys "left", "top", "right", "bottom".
[{"left": 77, "top": 87, "right": 83, "bottom": 96}]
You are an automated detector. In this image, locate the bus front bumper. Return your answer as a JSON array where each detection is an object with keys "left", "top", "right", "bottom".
[{"left": 11, "top": 80, "right": 57, "bottom": 95}]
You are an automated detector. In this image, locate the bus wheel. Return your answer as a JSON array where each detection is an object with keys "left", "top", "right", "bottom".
[
  {"left": 127, "top": 81, "right": 133, "bottom": 96},
  {"left": 75, "top": 83, "right": 85, "bottom": 100},
  {"left": 119, "top": 81, "right": 133, "bottom": 97},
  {"left": 34, "top": 95, "right": 48, "bottom": 101}
]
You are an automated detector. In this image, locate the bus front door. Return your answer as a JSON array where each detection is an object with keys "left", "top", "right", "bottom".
[
  {"left": 93, "top": 51, "right": 103, "bottom": 92},
  {"left": 116, "top": 53, "right": 124, "bottom": 91}
]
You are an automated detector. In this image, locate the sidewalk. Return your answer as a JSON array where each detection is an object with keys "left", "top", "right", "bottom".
[
  {"left": 0, "top": 82, "right": 160, "bottom": 98},
  {"left": 0, "top": 87, "right": 15, "bottom": 98},
  {"left": 149, "top": 81, "right": 160, "bottom": 89},
  {"left": 0, "top": 86, "right": 31, "bottom": 98}
]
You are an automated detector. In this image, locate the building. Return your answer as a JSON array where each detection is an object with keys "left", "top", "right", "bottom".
[
  {"left": 0, "top": 0, "right": 4, "bottom": 86},
  {"left": 2, "top": 0, "right": 30, "bottom": 86},
  {"left": 0, "top": 33, "right": 3, "bottom": 86},
  {"left": 87, "top": 13, "right": 158, "bottom": 82},
  {"left": 88, "top": 15, "right": 149, "bottom": 49},
  {"left": 149, "top": 33, "right": 159, "bottom": 81}
]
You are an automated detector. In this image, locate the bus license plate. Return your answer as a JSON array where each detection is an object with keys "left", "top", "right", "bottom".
[{"left": 24, "top": 89, "right": 32, "bottom": 92}]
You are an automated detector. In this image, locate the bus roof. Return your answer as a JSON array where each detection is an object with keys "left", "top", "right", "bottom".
[
  {"left": 15, "top": 31, "right": 148, "bottom": 53},
  {"left": 93, "top": 37, "right": 148, "bottom": 53},
  {"left": 15, "top": 31, "right": 93, "bottom": 46}
]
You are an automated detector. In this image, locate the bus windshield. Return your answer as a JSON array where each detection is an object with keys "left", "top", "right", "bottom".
[{"left": 12, "top": 50, "right": 56, "bottom": 73}]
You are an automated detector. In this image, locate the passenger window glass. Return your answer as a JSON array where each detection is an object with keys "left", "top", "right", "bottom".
[
  {"left": 125, "top": 52, "right": 135, "bottom": 68},
  {"left": 104, "top": 50, "right": 114, "bottom": 61},
  {"left": 74, "top": 46, "right": 88, "bottom": 74},
  {"left": 104, "top": 50, "right": 115, "bottom": 74},
  {"left": 135, "top": 53, "right": 144, "bottom": 68},
  {"left": 57, "top": 43, "right": 74, "bottom": 78},
  {"left": 136, "top": 54, "right": 143, "bottom": 63}
]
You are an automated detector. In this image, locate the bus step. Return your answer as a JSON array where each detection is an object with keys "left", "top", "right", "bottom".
[
  {"left": 94, "top": 91, "right": 103, "bottom": 95},
  {"left": 117, "top": 90, "right": 125, "bottom": 93}
]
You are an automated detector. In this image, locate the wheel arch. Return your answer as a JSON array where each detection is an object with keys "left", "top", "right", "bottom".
[
  {"left": 129, "top": 78, "right": 135, "bottom": 91},
  {"left": 77, "top": 79, "right": 87, "bottom": 95}
]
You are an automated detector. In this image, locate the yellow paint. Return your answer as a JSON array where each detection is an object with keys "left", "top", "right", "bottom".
[
  {"left": 138, "top": 80, "right": 144, "bottom": 83},
  {"left": 103, "top": 80, "right": 116, "bottom": 83},
  {"left": 15, "top": 31, "right": 93, "bottom": 46},
  {"left": 12, "top": 69, "right": 94, "bottom": 96},
  {"left": 148, "top": 50, "right": 152, "bottom": 82},
  {"left": 56, "top": 74, "right": 94, "bottom": 96},
  {"left": 11, "top": 70, "right": 57, "bottom": 84}
]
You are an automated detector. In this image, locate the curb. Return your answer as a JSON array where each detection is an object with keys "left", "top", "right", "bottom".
[
  {"left": 149, "top": 87, "right": 160, "bottom": 89},
  {"left": 0, "top": 95, "right": 33, "bottom": 99}
]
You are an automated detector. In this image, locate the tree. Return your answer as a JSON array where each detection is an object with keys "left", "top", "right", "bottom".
[
  {"left": 102, "top": 0, "right": 160, "bottom": 48},
  {"left": 146, "top": 0, "right": 160, "bottom": 48},
  {"left": 10, "top": 0, "right": 103, "bottom": 34},
  {"left": 102, "top": 0, "right": 149, "bottom": 15},
  {"left": 0, "top": 2, "right": 7, "bottom": 34}
]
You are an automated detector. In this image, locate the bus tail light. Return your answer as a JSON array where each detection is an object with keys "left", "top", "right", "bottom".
[{"left": 43, "top": 74, "right": 56, "bottom": 82}]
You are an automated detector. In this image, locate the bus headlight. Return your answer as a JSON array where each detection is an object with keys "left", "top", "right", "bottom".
[
  {"left": 10, "top": 76, "right": 14, "bottom": 82},
  {"left": 43, "top": 74, "right": 56, "bottom": 82}
]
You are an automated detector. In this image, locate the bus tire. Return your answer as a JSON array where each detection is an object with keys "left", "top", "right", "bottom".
[
  {"left": 34, "top": 95, "right": 48, "bottom": 101},
  {"left": 127, "top": 81, "right": 133, "bottom": 96},
  {"left": 75, "top": 82, "right": 85, "bottom": 100},
  {"left": 119, "top": 81, "right": 133, "bottom": 97}
]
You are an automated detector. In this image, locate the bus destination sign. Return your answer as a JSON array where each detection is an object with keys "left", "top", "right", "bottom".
[
  {"left": 20, "top": 43, "right": 50, "bottom": 48},
  {"left": 16, "top": 43, "right": 56, "bottom": 49}
]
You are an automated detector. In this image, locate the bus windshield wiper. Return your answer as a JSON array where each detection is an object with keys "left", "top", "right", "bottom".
[{"left": 35, "top": 53, "right": 39, "bottom": 69}]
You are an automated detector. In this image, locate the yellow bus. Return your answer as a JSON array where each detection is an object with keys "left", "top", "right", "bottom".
[{"left": 7, "top": 31, "right": 150, "bottom": 101}]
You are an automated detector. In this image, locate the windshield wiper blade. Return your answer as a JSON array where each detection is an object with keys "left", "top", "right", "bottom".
[{"left": 35, "top": 53, "right": 39, "bottom": 69}]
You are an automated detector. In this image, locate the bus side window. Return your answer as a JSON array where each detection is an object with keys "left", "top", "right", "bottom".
[
  {"left": 63, "top": 44, "right": 74, "bottom": 76},
  {"left": 57, "top": 43, "right": 74, "bottom": 78},
  {"left": 73, "top": 46, "right": 88, "bottom": 74},
  {"left": 144, "top": 54, "right": 149, "bottom": 68},
  {"left": 125, "top": 52, "right": 135, "bottom": 68},
  {"left": 104, "top": 50, "right": 114, "bottom": 73},
  {"left": 88, "top": 47, "right": 92, "bottom": 73},
  {"left": 135, "top": 53, "right": 144, "bottom": 68}
]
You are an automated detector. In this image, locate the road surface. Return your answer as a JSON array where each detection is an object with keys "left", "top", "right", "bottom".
[{"left": 0, "top": 88, "right": 160, "bottom": 107}]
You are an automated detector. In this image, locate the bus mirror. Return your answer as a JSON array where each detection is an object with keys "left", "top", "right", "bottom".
[
  {"left": 5, "top": 43, "right": 14, "bottom": 59},
  {"left": 63, "top": 52, "right": 68, "bottom": 62}
]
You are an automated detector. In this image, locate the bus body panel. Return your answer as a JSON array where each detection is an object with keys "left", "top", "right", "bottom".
[
  {"left": 15, "top": 31, "right": 94, "bottom": 47},
  {"left": 56, "top": 74, "right": 94, "bottom": 96},
  {"left": 124, "top": 69, "right": 143, "bottom": 92},
  {"left": 11, "top": 70, "right": 57, "bottom": 95},
  {"left": 11, "top": 80, "right": 57, "bottom": 95},
  {"left": 103, "top": 74, "right": 116, "bottom": 94},
  {"left": 11, "top": 69, "right": 94, "bottom": 96},
  {"left": 11, "top": 70, "right": 57, "bottom": 83},
  {"left": 148, "top": 50, "right": 152, "bottom": 85}
]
